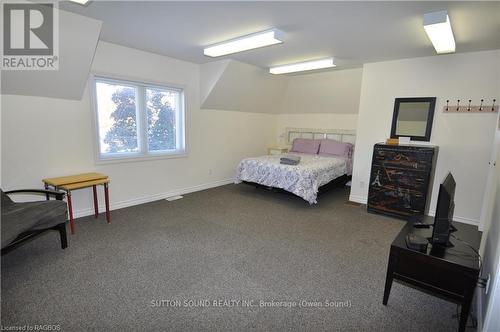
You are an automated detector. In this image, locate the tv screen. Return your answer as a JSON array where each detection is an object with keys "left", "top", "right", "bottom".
[{"left": 432, "top": 172, "right": 456, "bottom": 246}]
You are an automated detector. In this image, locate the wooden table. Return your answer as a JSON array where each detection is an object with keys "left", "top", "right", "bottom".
[
  {"left": 43, "top": 172, "right": 110, "bottom": 234},
  {"left": 383, "top": 219, "right": 481, "bottom": 332}
]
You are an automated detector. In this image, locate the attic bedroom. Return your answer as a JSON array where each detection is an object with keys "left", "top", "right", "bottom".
[{"left": 1, "top": 1, "right": 500, "bottom": 331}]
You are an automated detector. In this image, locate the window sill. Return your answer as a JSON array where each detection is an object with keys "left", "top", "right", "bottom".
[{"left": 95, "top": 151, "right": 188, "bottom": 165}]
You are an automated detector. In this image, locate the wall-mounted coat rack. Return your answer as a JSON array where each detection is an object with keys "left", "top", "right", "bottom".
[{"left": 443, "top": 99, "right": 498, "bottom": 113}]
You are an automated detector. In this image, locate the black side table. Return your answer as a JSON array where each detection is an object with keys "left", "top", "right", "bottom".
[{"left": 383, "top": 219, "right": 481, "bottom": 332}]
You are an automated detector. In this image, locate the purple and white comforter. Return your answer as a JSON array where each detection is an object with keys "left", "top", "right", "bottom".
[{"left": 235, "top": 153, "right": 348, "bottom": 204}]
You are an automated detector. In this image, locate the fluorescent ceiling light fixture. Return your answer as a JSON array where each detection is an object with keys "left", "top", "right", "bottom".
[
  {"left": 269, "top": 58, "right": 336, "bottom": 74},
  {"left": 423, "top": 10, "right": 456, "bottom": 54},
  {"left": 204, "top": 29, "right": 284, "bottom": 57},
  {"left": 69, "top": 0, "right": 89, "bottom": 4}
]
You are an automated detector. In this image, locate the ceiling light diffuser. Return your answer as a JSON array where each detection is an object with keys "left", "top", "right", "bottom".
[
  {"left": 204, "top": 29, "right": 284, "bottom": 57},
  {"left": 69, "top": 0, "right": 90, "bottom": 4},
  {"left": 423, "top": 10, "right": 456, "bottom": 54},
  {"left": 269, "top": 58, "right": 336, "bottom": 74}
]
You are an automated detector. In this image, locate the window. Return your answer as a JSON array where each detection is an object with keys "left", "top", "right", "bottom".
[{"left": 93, "top": 77, "right": 185, "bottom": 161}]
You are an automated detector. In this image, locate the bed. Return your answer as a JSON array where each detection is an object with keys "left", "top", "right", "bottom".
[{"left": 235, "top": 128, "right": 356, "bottom": 204}]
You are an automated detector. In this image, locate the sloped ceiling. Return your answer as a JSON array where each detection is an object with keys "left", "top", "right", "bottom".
[
  {"left": 1, "top": 9, "right": 102, "bottom": 100},
  {"left": 200, "top": 60, "right": 363, "bottom": 114},
  {"left": 200, "top": 59, "right": 230, "bottom": 104},
  {"left": 201, "top": 60, "right": 287, "bottom": 113}
]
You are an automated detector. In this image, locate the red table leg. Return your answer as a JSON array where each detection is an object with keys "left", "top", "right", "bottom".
[
  {"left": 67, "top": 191, "right": 75, "bottom": 234},
  {"left": 92, "top": 185, "right": 98, "bottom": 219},
  {"left": 104, "top": 183, "right": 110, "bottom": 224},
  {"left": 44, "top": 183, "right": 50, "bottom": 200}
]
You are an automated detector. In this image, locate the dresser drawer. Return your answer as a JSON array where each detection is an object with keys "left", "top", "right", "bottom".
[
  {"left": 368, "top": 186, "right": 427, "bottom": 217},
  {"left": 372, "top": 146, "right": 434, "bottom": 171},
  {"left": 369, "top": 165, "right": 429, "bottom": 191},
  {"left": 368, "top": 166, "right": 427, "bottom": 217},
  {"left": 368, "top": 144, "right": 437, "bottom": 220}
]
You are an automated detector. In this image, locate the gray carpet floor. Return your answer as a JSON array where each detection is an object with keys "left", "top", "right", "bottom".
[{"left": 1, "top": 184, "right": 472, "bottom": 331}]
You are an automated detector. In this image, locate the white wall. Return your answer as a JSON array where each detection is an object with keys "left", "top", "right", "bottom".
[
  {"left": 481, "top": 162, "right": 500, "bottom": 332},
  {"left": 2, "top": 41, "right": 362, "bottom": 217},
  {"left": 350, "top": 50, "right": 500, "bottom": 224},
  {"left": 272, "top": 68, "right": 362, "bottom": 145},
  {"left": 1, "top": 41, "right": 275, "bottom": 217},
  {"left": 280, "top": 68, "right": 362, "bottom": 114},
  {"left": 479, "top": 113, "right": 500, "bottom": 331},
  {"left": 275, "top": 113, "right": 358, "bottom": 146}
]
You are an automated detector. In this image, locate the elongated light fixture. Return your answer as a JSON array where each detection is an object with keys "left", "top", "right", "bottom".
[
  {"left": 204, "top": 29, "right": 284, "bottom": 57},
  {"left": 269, "top": 58, "right": 336, "bottom": 74},
  {"left": 423, "top": 10, "right": 455, "bottom": 54},
  {"left": 69, "top": 0, "right": 90, "bottom": 4}
]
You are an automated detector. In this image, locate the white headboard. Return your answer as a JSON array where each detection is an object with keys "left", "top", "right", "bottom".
[{"left": 285, "top": 127, "right": 356, "bottom": 145}]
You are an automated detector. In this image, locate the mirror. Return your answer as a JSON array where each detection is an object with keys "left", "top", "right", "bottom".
[{"left": 390, "top": 97, "right": 436, "bottom": 141}]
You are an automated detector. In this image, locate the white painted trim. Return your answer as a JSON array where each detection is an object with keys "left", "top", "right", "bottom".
[
  {"left": 94, "top": 152, "right": 188, "bottom": 165},
  {"left": 89, "top": 73, "right": 188, "bottom": 165},
  {"left": 349, "top": 194, "right": 367, "bottom": 205},
  {"left": 427, "top": 210, "right": 479, "bottom": 226},
  {"left": 476, "top": 288, "right": 484, "bottom": 332},
  {"left": 483, "top": 259, "right": 500, "bottom": 332},
  {"left": 479, "top": 111, "right": 500, "bottom": 232},
  {"left": 453, "top": 217, "right": 479, "bottom": 226},
  {"left": 348, "top": 194, "right": 479, "bottom": 226},
  {"left": 91, "top": 71, "right": 188, "bottom": 92},
  {"left": 72, "top": 178, "right": 234, "bottom": 219}
]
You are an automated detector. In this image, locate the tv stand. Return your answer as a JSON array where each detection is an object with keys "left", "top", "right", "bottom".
[
  {"left": 383, "top": 220, "right": 481, "bottom": 332},
  {"left": 428, "top": 238, "right": 455, "bottom": 248}
]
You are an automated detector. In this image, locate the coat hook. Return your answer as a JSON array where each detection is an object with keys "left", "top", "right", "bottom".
[
  {"left": 479, "top": 99, "right": 484, "bottom": 111},
  {"left": 456, "top": 99, "right": 460, "bottom": 111},
  {"left": 493, "top": 99, "right": 497, "bottom": 112},
  {"left": 446, "top": 100, "right": 449, "bottom": 111},
  {"left": 467, "top": 99, "right": 472, "bottom": 111}
]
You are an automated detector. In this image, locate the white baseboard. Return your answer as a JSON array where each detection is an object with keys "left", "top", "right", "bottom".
[
  {"left": 348, "top": 194, "right": 479, "bottom": 226},
  {"left": 72, "top": 178, "right": 234, "bottom": 219},
  {"left": 453, "top": 217, "right": 479, "bottom": 226},
  {"left": 73, "top": 180, "right": 480, "bottom": 227},
  {"left": 427, "top": 210, "right": 479, "bottom": 226},
  {"left": 349, "top": 194, "right": 367, "bottom": 205}
]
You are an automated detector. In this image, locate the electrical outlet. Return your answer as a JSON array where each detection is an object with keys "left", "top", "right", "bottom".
[{"left": 485, "top": 274, "right": 491, "bottom": 294}]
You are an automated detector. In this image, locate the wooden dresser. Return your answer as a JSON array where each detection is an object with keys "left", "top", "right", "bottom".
[{"left": 367, "top": 143, "right": 438, "bottom": 220}]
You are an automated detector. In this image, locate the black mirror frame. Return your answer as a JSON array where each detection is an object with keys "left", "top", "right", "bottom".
[{"left": 390, "top": 97, "right": 436, "bottom": 142}]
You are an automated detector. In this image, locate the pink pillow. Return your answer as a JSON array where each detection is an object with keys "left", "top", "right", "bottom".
[
  {"left": 290, "top": 138, "right": 320, "bottom": 154},
  {"left": 319, "top": 139, "right": 353, "bottom": 157}
]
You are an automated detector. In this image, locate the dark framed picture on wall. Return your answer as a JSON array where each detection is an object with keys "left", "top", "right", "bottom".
[{"left": 390, "top": 97, "right": 436, "bottom": 141}]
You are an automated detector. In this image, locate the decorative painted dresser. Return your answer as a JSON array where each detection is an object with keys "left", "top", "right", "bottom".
[{"left": 367, "top": 143, "right": 438, "bottom": 220}]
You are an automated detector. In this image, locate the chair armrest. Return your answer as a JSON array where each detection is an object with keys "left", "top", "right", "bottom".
[{"left": 5, "top": 189, "right": 66, "bottom": 200}]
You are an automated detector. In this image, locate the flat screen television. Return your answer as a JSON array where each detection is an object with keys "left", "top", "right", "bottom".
[{"left": 431, "top": 172, "right": 456, "bottom": 246}]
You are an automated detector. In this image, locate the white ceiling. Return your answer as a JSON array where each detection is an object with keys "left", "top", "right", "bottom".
[{"left": 61, "top": 1, "right": 500, "bottom": 70}]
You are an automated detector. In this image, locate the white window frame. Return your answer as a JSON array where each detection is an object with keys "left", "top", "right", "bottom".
[{"left": 91, "top": 74, "right": 187, "bottom": 164}]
